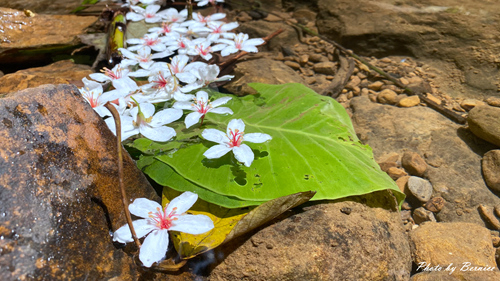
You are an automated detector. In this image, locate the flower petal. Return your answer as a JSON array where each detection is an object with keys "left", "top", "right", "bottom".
[
  {"left": 202, "top": 128, "right": 227, "bottom": 144},
  {"left": 139, "top": 229, "right": 169, "bottom": 268},
  {"left": 139, "top": 102, "right": 156, "bottom": 118},
  {"left": 227, "top": 119, "right": 245, "bottom": 136},
  {"left": 170, "top": 214, "right": 214, "bottom": 234},
  {"left": 233, "top": 144, "right": 254, "bottom": 167},
  {"left": 196, "top": 90, "right": 209, "bottom": 101},
  {"left": 210, "top": 96, "right": 231, "bottom": 107},
  {"left": 140, "top": 125, "right": 176, "bottom": 142},
  {"left": 243, "top": 133, "right": 272, "bottom": 143},
  {"left": 203, "top": 144, "right": 232, "bottom": 159},
  {"left": 185, "top": 111, "right": 203, "bottom": 128},
  {"left": 209, "top": 107, "right": 233, "bottom": 115},
  {"left": 173, "top": 101, "right": 195, "bottom": 110},
  {"left": 166, "top": 191, "right": 198, "bottom": 215},
  {"left": 113, "top": 219, "right": 155, "bottom": 243},
  {"left": 151, "top": 108, "right": 183, "bottom": 126},
  {"left": 129, "top": 198, "right": 161, "bottom": 218}
]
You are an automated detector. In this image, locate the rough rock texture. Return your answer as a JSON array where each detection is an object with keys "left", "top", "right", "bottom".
[
  {"left": 350, "top": 96, "right": 500, "bottom": 226},
  {"left": 407, "top": 176, "right": 433, "bottom": 203},
  {"left": 410, "top": 222, "right": 496, "bottom": 267},
  {"left": 0, "top": 0, "right": 82, "bottom": 14},
  {"left": 223, "top": 58, "right": 306, "bottom": 96},
  {"left": 209, "top": 191, "right": 411, "bottom": 281},
  {"left": 468, "top": 105, "right": 500, "bottom": 148},
  {"left": 316, "top": 0, "right": 500, "bottom": 98},
  {"left": 0, "top": 8, "right": 97, "bottom": 65},
  {"left": 482, "top": 150, "right": 500, "bottom": 194},
  {"left": 0, "top": 60, "right": 91, "bottom": 95},
  {"left": 0, "top": 84, "right": 160, "bottom": 280},
  {"left": 411, "top": 271, "right": 500, "bottom": 281}
]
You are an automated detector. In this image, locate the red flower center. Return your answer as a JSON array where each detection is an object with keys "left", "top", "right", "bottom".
[
  {"left": 149, "top": 206, "right": 178, "bottom": 230},
  {"left": 228, "top": 129, "right": 243, "bottom": 147}
]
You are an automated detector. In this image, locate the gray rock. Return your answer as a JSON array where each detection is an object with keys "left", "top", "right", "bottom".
[
  {"left": 467, "top": 105, "right": 500, "bottom": 147},
  {"left": 350, "top": 96, "right": 500, "bottom": 226},
  {"left": 482, "top": 149, "right": 500, "bottom": 193},
  {"left": 0, "top": 84, "right": 160, "bottom": 280},
  {"left": 210, "top": 191, "right": 411, "bottom": 281},
  {"left": 407, "top": 176, "right": 433, "bottom": 203}
]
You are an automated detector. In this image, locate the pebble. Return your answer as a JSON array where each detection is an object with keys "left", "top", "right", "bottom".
[
  {"left": 413, "top": 207, "right": 436, "bottom": 225},
  {"left": 461, "top": 99, "right": 486, "bottom": 111},
  {"left": 396, "top": 175, "right": 410, "bottom": 194},
  {"left": 398, "top": 95, "right": 420, "bottom": 107},
  {"left": 284, "top": 61, "right": 301, "bottom": 70},
  {"left": 423, "top": 197, "right": 445, "bottom": 213},
  {"left": 386, "top": 167, "right": 408, "bottom": 180},
  {"left": 345, "top": 76, "right": 361, "bottom": 90},
  {"left": 478, "top": 204, "right": 500, "bottom": 230},
  {"left": 377, "top": 89, "right": 398, "bottom": 105},
  {"left": 401, "top": 201, "right": 412, "bottom": 210},
  {"left": 492, "top": 236, "right": 500, "bottom": 247},
  {"left": 482, "top": 150, "right": 500, "bottom": 193},
  {"left": 485, "top": 96, "right": 500, "bottom": 107},
  {"left": 399, "top": 77, "right": 409, "bottom": 85},
  {"left": 407, "top": 176, "right": 433, "bottom": 203},
  {"left": 305, "top": 77, "right": 317, "bottom": 84},
  {"left": 401, "top": 151, "right": 427, "bottom": 176},
  {"left": 367, "top": 81, "right": 384, "bottom": 91},
  {"left": 425, "top": 93, "right": 442, "bottom": 105},
  {"left": 495, "top": 206, "right": 500, "bottom": 217},
  {"left": 313, "top": 62, "right": 336, "bottom": 75},
  {"left": 264, "top": 14, "right": 282, "bottom": 22},
  {"left": 468, "top": 105, "right": 500, "bottom": 147},
  {"left": 236, "top": 11, "right": 252, "bottom": 22},
  {"left": 308, "top": 53, "right": 326, "bottom": 62},
  {"left": 298, "top": 54, "right": 309, "bottom": 65},
  {"left": 360, "top": 88, "right": 369, "bottom": 96}
]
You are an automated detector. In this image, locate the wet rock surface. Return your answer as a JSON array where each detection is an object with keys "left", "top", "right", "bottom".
[
  {"left": 0, "top": 84, "right": 160, "bottom": 280},
  {"left": 209, "top": 191, "right": 411, "bottom": 281},
  {"left": 0, "top": 60, "right": 92, "bottom": 95},
  {"left": 0, "top": 7, "right": 97, "bottom": 67}
]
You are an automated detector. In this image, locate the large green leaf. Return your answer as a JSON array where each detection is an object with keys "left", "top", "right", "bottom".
[{"left": 148, "top": 83, "right": 404, "bottom": 207}]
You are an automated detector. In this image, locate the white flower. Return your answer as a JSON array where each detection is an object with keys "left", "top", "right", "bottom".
[
  {"left": 173, "top": 91, "right": 232, "bottom": 128},
  {"left": 126, "top": 5, "right": 167, "bottom": 23},
  {"left": 202, "top": 119, "right": 272, "bottom": 167},
  {"left": 148, "top": 22, "right": 185, "bottom": 39},
  {"left": 161, "top": 8, "right": 188, "bottom": 23},
  {"left": 185, "top": 64, "right": 233, "bottom": 91},
  {"left": 119, "top": 46, "right": 171, "bottom": 70},
  {"left": 217, "top": 33, "right": 265, "bottom": 56},
  {"left": 195, "top": 0, "right": 224, "bottom": 7},
  {"left": 126, "top": 33, "right": 168, "bottom": 52},
  {"left": 89, "top": 64, "right": 138, "bottom": 92},
  {"left": 113, "top": 192, "right": 214, "bottom": 268},
  {"left": 207, "top": 21, "right": 238, "bottom": 41},
  {"left": 79, "top": 78, "right": 122, "bottom": 117},
  {"left": 111, "top": 102, "right": 183, "bottom": 142},
  {"left": 188, "top": 39, "right": 224, "bottom": 61}
]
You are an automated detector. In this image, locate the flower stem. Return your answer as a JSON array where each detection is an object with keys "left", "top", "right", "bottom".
[{"left": 104, "top": 102, "right": 142, "bottom": 250}]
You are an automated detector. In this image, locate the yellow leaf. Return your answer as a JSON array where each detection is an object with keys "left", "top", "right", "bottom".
[{"left": 163, "top": 187, "right": 315, "bottom": 259}]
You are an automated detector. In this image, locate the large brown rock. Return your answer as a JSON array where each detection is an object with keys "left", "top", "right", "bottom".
[
  {"left": 410, "top": 222, "right": 496, "bottom": 268},
  {"left": 468, "top": 105, "right": 500, "bottom": 147},
  {"left": 0, "top": 8, "right": 97, "bottom": 65},
  {"left": 0, "top": 60, "right": 92, "bottom": 95},
  {"left": 0, "top": 84, "right": 160, "bottom": 280},
  {"left": 209, "top": 191, "right": 412, "bottom": 281},
  {"left": 351, "top": 96, "right": 500, "bottom": 226}
]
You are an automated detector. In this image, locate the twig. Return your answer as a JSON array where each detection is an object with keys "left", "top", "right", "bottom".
[{"left": 104, "top": 102, "right": 142, "bottom": 250}]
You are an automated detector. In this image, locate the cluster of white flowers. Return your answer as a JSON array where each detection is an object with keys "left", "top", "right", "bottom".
[{"left": 80, "top": 0, "right": 273, "bottom": 268}]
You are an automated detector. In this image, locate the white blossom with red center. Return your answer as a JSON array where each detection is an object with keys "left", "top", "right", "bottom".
[
  {"left": 202, "top": 119, "right": 272, "bottom": 167},
  {"left": 207, "top": 21, "right": 238, "bottom": 41},
  {"left": 195, "top": 0, "right": 225, "bottom": 7},
  {"left": 173, "top": 90, "right": 233, "bottom": 128},
  {"left": 79, "top": 78, "right": 122, "bottom": 117},
  {"left": 148, "top": 22, "right": 185, "bottom": 39},
  {"left": 127, "top": 33, "right": 168, "bottom": 52},
  {"left": 113, "top": 192, "right": 214, "bottom": 268},
  {"left": 217, "top": 32, "right": 265, "bottom": 57},
  {"left": 126, "top": 4, "right": 167, "bottom": 23},
  {"left": 88, "top": 64, "right": 138, "bottom": 95}
]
